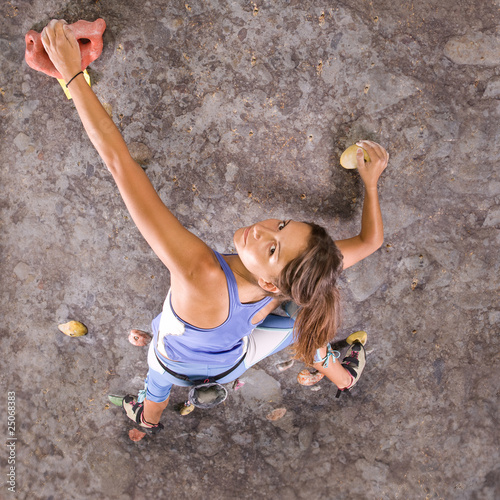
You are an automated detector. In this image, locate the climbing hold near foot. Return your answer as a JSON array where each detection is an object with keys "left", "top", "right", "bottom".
[
  {"left": 179, "top": 401, "right": 195, "bottom": 416},
  {"left": 108, "top": 395, "right": 125, "bottom": 407},
  {"left": 276, "top": 359, "right": 294, "bottom": 372},
  {"left": 297, "top": 369, "right": 325, "bottom": 386},
  {"left": 346, "top": 330, "right": 368, "bottom": 346},
  {"left": 128, "top": 428, "right": 146, "bottom": 442},
  {"left": 128, "top": 329, "right": 152, "bottom": 346},
  {"left": 58, "top": 320, "right": 88, "bottom": 337}
]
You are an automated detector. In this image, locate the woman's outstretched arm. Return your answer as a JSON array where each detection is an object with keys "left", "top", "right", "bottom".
[
  {"left": 41, "top": 20, "right": 216, "bottom": 280},
  {"left": 335, "top": 140, "right": 389, "bottom": 269}
]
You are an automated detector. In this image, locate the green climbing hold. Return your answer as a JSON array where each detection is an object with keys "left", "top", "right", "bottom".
[{"left": 108, "top": 395, "right": 125, "bottom": 407}]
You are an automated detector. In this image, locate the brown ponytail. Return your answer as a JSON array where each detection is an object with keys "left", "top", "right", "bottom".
[{"left": 276, "top": 223, "right": 343, "bottom": 366}]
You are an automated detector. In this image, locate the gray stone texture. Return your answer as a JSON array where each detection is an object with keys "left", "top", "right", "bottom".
[{"left": 1, "top": 0, "right": 499, "bottom": 499}]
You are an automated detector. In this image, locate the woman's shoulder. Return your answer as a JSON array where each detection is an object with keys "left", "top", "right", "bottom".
[
  {"left": 184, "top": 249, "right": 226, "bottom": 284},
  {"left": 169, "top": 250, "right": 230, "bottom": 327}
]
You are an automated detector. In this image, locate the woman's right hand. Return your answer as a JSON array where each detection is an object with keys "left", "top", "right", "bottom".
[
  {"left": 41, "top": 19, "right": 82, "bottom": 83},
  {"left": 355, "top": 140, "right": 389, "bottom": 190}
]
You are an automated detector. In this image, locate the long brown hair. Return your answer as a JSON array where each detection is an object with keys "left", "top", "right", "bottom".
[{"left": 275, "top": 223, "right": 343, "bottom": 365}]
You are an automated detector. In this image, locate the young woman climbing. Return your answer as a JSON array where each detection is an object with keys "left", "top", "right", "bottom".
[{"left": 41, "top": 19, "right": 389, "bottom": 433}]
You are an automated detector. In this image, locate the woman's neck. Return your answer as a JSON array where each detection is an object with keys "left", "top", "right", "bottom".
[{"left": 223, "top": 254, "right": 268, "bottom": 303}]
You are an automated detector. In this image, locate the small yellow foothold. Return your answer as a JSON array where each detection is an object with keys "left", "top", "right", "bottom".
[
  {"left": 58, "top": 320, "right": 88, "bottom": 337},
  {"left": 346, "top": 330, "right": 368, "bottom": 345},
  {"left": 180, "top": 402, "right": 195, "bottom": 416},
  {"left": 57, "top": 69, "right": 91, "bottom": 100}
]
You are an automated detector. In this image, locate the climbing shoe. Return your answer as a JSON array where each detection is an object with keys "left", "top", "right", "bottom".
[
  {"left": 335, "top": 332, "right": 367, "bottom": 398},
  {"left": 122, "top": 395, "right": 164, "bottom": 434}
]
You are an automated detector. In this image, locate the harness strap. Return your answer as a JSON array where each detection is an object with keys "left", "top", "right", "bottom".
[{"left": 154, "top": 351, "right": 247, "bottom": 384}]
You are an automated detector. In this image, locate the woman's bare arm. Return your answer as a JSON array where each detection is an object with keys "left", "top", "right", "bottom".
[
  {"left": 335, "top": 140, "right": 389, "bottom": 269},
  {"left": 41, "top": 20, "right": 216, "bottom": 280}
]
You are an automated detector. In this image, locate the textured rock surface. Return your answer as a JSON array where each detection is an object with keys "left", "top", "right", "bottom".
[
  {"left": 1, "top": 1, "right": 499, "bottom": 499},
  {"left": 444, "top": 32, "right": 500, "bottom": 67}
]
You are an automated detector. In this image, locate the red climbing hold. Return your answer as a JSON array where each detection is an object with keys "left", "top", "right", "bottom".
[
  {"left": 128, "top": 428, "right": 146, "bottom": 442},
  {"left": 25, "top": 19, "right": 106, "bottom": 79},
  {"left": 128, "top": 330, "right": 152, "bottom": 347},
  {"left": 297, "top": 369, "right": 325, "bottom": 386}
]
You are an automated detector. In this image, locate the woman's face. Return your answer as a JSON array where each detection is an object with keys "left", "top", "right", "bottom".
[{"left": 234, "top": 219, "right": 312, "bottom": 286}]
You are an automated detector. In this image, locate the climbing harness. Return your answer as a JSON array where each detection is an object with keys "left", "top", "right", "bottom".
[{"left": 154, "top": 352, "right": 247, "bottom": 408}]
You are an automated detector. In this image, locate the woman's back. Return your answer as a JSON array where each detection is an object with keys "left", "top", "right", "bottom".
[{"left": 157, "top": 251, "right": 273, "bottom": 365}]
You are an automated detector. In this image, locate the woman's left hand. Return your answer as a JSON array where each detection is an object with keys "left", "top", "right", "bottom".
[
  {"left": 355, "top": 140, "right": 389, "bottom": 190},
  {"left": 41, "top": 19, "right": 82, "bottom": 83}
]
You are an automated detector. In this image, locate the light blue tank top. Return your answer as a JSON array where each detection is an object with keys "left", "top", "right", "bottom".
[{"left": 152, "top": 251, "right": 273, "bottom": 365}]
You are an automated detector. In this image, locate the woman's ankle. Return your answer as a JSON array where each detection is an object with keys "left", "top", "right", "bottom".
[
  {"left": 143, "top": 397, "right": 169, "bottom": 425},
  {"left": 141, "top": 412, "right": 159, "bottom": 427},
  {"left": 338, "top": 372, "right": 354, "bottom": 390}
]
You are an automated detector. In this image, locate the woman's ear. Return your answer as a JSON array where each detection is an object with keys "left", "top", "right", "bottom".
[{"left": 257, "top": 277, "right": 281, "bottom": 294}]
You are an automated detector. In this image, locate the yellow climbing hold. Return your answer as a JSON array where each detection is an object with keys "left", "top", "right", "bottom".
[
  {"left": 58, "top": 320, "right": 88, "bottom": 337},
  {"left": 340, "top": 144, "right": 370, "bottom": 169},
  {"left": 346, "top": 330, "right": 368, "bottom": 345}
]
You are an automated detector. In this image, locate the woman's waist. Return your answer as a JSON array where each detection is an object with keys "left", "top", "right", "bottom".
[
  {"left": 152, "top": 312, "right": 248, "bottom": 366},
  {"left": 154, "top": 337, "right": 248, "bottom": 368},
  {"left": 153, "top": 343, "right": 247, "bottom": 374}
]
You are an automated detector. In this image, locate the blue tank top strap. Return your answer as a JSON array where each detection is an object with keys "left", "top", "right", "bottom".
[
  {"left": 213, "top": 251, "right": 240, "bottom": 315},
  {"left": 212, "top": 251, "right": 273, "bottom": 318}
]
